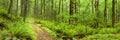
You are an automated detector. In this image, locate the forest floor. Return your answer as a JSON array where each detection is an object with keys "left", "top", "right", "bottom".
[{"left": 30, "top": 21, "right": 55, "bottom": 40}]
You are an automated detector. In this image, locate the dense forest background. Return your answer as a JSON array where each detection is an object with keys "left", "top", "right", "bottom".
[{"left": 0, "top": 0, "right": 120, "bottom": 40}]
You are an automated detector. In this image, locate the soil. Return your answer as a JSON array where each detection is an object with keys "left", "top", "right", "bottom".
[{"left": 31, "top": 22, "right": 56, "bottom": 40}]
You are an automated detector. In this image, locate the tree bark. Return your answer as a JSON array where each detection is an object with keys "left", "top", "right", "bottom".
[
  {"left": 23, "top": 0, "right": 28, "bottom": 22},
  {"left": 92, "top": 0, "right": 94, "bottom": 14},
  {"left": 34, "top": 0, "right": 38, "bottom": 18},
  {"left": 58, "top": 0, "right": 61, "bottom": 14},
  {"left": 69, "top": 0, "right": 75, "bottom": 24},
  {"left": 40, "top": 0, "right": 43, "bottom": 15},
  {"left": 112, "top": 0, "right": 115, "bottom": 27},
  {"left": 16, "top": 0, "right": 18, "bottom": 15},
  {"left": 104, "top": 0, "right": 107, "bottom": 27},
  {"left": 20, "top": 0, "right": 24, "bottom": 16},
  {"left": 70, "top": 0, "right": 74, "bottom": 15},
  {"left": 43, "top": 0, "right": 46, "bottom": 20},
  {"left": 94, "top": 0, "right": 99, "bottom": 27},
  {"left": 8, "top": 0, "right": 13, "bottom": 14}
]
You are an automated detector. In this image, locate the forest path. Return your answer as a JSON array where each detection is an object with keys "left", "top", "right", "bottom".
[{"left": 30, "top": 21, "right": 55, "bottom": 40}]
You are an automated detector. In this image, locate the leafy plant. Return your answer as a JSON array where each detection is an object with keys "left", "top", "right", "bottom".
[{"left": 81, "top": 34, "right": 120, "bottom": 40}]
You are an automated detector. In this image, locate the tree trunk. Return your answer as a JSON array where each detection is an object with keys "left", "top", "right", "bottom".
[
  {"left": 16, "top": 0, "right": 18, "bottom": 15},
  {"left": 40, "top": 0, "right": 43, "bottom": 15},
  {"left": 70, "top": 0, "right": 74, "bottom": 15},
  {"left": 104, "top": 0, "right": 107, "bottom": 27},
  {"left": 92, "top": 0, "right": 94, "bottom": 14},
  {"left": 69, "top": 0, "right": 75, "bottom": 24},
  {"left": 23, "top": 0, "right": 28, "bottom": 22},
  {"left": 112, "top": 0, "right": 115, "bottom": 27},
  {"left": 20, "top": 0, "right": 24, "bottom": 16},
  {"left": 61, "top": 0, "right": 63, "bottom": 12},
  {"left": 58, "top": 0, "right": 61, "bottom": 14},
  {"left": 51, "top": 0, "right": 55, "bottom": 20},
  {"left": 34, "top": 0, "right": 38, "bottom": 18},
  {"left": 8, "top": 0, "right": 13, "bottom": 14},
  {"left": 6, "top": 0, "right": 8, "bottom": 10},
  {"left": 94, "top": 0, "right": 99, "bottom": 27},
  {"left": 43, "top": 0, "right": 46, "bottom": 20},
  {"left": 75, "top": 0, "right": 77, "bottom": 13}
]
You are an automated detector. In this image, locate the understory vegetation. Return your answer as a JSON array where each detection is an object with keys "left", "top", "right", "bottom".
[
  {"left": 0, "top": 10, "right": 36, "bottom": 40},
  {"left": 35, "top": 20, "right": 120, "bottom": 40}
]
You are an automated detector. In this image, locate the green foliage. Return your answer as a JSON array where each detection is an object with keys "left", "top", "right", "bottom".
[
  {"left": 35, "top": 20, "right": 92, "bottom": 38},
  {"left": 0, "top": 12, "right": 23, "bottom": 23},
  {"left": 0, "top": 6, "right": 7, "bottom": 14},
  {"left": 0, "top": 30, "right": 21, "bottom": 40},
  {"left": 81, "top": 34, "right": 120, "bottom": 40},
  {"left": 35, "top": 20, "right": 120, "bottom": 40},
  {"left": 35, "top": 20, "right": 55, "bottom": 29},
  {"left": 98, "top": 28, "right": 118, "bottom": 34},
  {"left": 42, "top": 27, "right": 57, "bottom": 37},
  {"left": 0, "top": 13, "right": 36, "bottom": 40},
  {"left": 74, "top": 25, "right": 96, "bottom": 36},
  {"left": 8, "top": 23, "right": 35, "bottom": 40},
  {"left": 56, "top": 12, "right": 70, "bottom": 22}
]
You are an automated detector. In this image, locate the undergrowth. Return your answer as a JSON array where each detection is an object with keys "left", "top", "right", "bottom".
[
  {"left": 81, "top": 34, "right": 120, "bottom": 40},
  {"left": 0, "top": 12, "right": 36, "bottom": 40},
  {"left": 35, "top": 20, "right": 120, "bottom": 40}
]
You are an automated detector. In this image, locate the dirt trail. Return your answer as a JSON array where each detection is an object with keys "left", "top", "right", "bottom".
[{"left": 30, "top": 22, "right": 55, "bottom": 40}]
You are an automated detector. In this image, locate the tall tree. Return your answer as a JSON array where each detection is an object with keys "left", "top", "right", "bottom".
[
  {"left": 70, "top": 0, "right": 74, "bottom": 15},
  {"left": 69, "top": 0, "right": 75, "bottom": 24},
  {"left": 20, "top": 0, "right": 24, "bottom": 16},
  {"left": 104, "top": 0, "right": 107, "bottom": 27},
  {"left": 61, "top": 0, "right": 63, "bottom": 12},
  {"left": 8, "top": 0, "right": 13, "bottom": 14},
  {"left": 34, "top": 0, "right": 38, "bottom": 18},
  {"left": 40, "top": 0, "right": 43, "bottom": 16},
  {"left": 94, "top": 0, "right": 99, "bottom": 27},
  {"left": 6, "top": 0, "right": 8, "bottom": 10},
  {"left": 16, "top": 0, "right": 19, "bottom": 15},
  {"left": 112, "top": 0, "right": 115, "bottom": 27},
  {"left": 51, "top": 0, "right": 55, "bottom": 20},
  {"left": 117, "top": 0, "right": 120, "bottom": 21},
  {"left": 58, "top": 0, "right": 61, "bottom": 14},
  {"left": 43, "top": 0, "right": 46, "bottom": 20},
  {"left": 69, "top": 0, "right": 78, "bottom": 24},
  {"left": 92, "top": 0, "right": 95, "bottom": 14},
  {"left": 75, "top": 0, "right": 77, "bottom": 13},
  {"left": 23, "top": 0, "right": 28, "bottom": 22}
]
